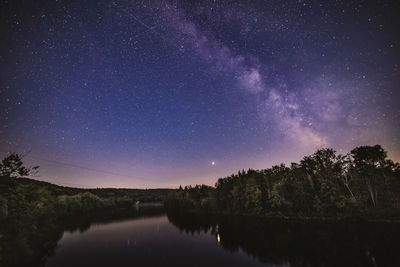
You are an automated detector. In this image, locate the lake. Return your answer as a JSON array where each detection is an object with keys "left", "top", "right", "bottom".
[
  {"left": 42, "top": 210, "right": 400, "bottom": 267},
  {"left": 45, "top": 214, "right": 265, "bottom": 267}
]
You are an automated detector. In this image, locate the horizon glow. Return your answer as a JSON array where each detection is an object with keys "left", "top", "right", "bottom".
[{"left": 1, "top": 0, "right": 399, "bottom": 188}]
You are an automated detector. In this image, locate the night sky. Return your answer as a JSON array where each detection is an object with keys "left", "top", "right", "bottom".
[{"left": 1, "top": 0, "right": 399, "bottom": 188}]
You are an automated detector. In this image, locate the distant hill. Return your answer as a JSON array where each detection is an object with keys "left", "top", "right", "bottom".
[
  {"left": 8, "top": 177, "right": 172, "bottom": 202},
  {"left": 0, "top": 175, "right": 171, "bottom": 267}
]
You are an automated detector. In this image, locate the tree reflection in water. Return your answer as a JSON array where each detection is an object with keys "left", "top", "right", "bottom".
[
  {"left": 2, "top": 208, "right": 399, "bottom": 267},
  {"left": 167, "top": 211, "right": 400, "bottom": 267},
  {"left": 0, "top": 207, "right": 165, "bottom": 267}
]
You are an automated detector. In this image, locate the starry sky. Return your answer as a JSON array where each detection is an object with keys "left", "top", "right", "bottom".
[{"left": 1, "top": 0, "right": 399, "bottom": 188}]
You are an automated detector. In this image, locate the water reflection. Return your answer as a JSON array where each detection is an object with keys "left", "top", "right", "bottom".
[
  {"left": 1, "top": 207, "right": 165, "bottom": 267},
  {"left": 46, "top": 210, "right": 266, "bottom": 267},
  {"left": 167, "top": 211, "right": 400, "bottom": 267},
  {"left": 3, "top": 207, "right": 399, "bottom": 267}
]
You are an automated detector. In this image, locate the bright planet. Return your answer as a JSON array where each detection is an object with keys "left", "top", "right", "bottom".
[{"left": 1, "top": 1, "right": 399, "bottom": 267}]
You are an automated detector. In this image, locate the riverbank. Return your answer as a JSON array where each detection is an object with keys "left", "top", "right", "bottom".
[
  {"left": 166, "top": 211, "right": 400, "bottom": 267},
  {"left": 0, "top": 206, "right": 165, "bottom": 267},
  {"left": 0, "top": 175, "right": 170, "bottom": 266},
  {"left": 166, "top": 207, "right": 400, "bottom": 224}
]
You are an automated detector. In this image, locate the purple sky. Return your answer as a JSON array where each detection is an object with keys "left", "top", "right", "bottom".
[{"left": 1, "top": 0, "right": 399, "bottom": 188}]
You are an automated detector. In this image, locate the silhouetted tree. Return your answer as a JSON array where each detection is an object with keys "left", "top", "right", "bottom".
[
  {"left": 0, "top": 153, "right": 39, "bottom": 178},
  {"left": 351, "top": 145, "right": 385, "bottom": 207},
  {"left": 166, "top": 145, "right": 400, "bottom": 218}
]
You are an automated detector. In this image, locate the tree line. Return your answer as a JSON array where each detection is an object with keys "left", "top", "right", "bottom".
[
  {"left": 0, "top": 153, "right": 170, "bottom": 266},
  {"left": 165, "top": 145, "right": 400, "bottom": 219},
  {"left": 0, "top": 153, "right": 170, "bottom": 223}
]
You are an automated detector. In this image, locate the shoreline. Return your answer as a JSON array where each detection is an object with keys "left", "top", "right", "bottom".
[{"left": 166, "top": 208, "right": 400, "bottom": 224}]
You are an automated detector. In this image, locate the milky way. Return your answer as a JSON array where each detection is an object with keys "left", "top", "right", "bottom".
[{"left": 0, "top": 0, "right": 399, "bottom": 188}]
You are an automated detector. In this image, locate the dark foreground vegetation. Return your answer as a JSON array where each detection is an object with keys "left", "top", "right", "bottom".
[
  {"left": 0, "top": 153, "right": 170, "bottom": 266},
  {"left": 1, "top": 206, "right": 165, "bottom": 267},
  {"left": 165, "top": 145, "right": 400, "bottom": 220}
]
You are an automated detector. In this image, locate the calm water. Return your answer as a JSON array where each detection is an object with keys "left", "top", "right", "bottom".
[
  {"left": 46, "top": 214, "right": 265, "bottom": 267},
  {"left": 42, "top": 211, "right": 400, "bottom": 267}
]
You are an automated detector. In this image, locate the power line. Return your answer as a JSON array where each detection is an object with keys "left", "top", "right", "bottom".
[
  {"left": 0, "top": 150, "right": 156, "bottom": 182},
  {"left": 0, "top": 3, "right": 184, "bottom": 188}
]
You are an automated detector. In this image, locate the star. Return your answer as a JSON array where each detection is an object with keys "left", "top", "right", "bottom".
[{"left": 0, "top": 0, "right": 398, "bottom": 188}]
